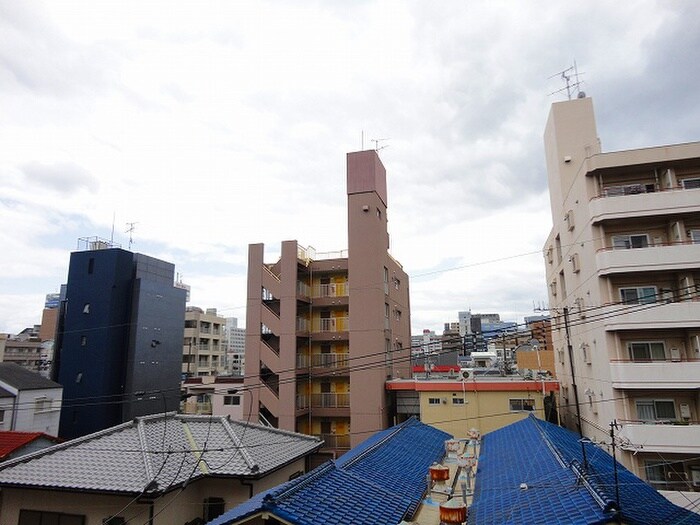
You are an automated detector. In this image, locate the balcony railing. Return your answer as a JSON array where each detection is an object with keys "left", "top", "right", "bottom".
[
  {"left": 313, "top": 282, "right": 348, "bottom": 298},
  {"left": 316, "top": 433, "right": 351, "bottom": 450},
  {"left": 296, "top": 394, "right": 309, "bottom": 410},
  {"left": 312, "top": 317, "right": 349, "bottom": 332},
  {"left": 311, "top": 392, "right": 350, "bottom": 408},
  {"left": 296, "top": 317, "right": 310, "bottom": 332},
  {"left": 312, "top": 353, "right": 349, "bottom": 368}
]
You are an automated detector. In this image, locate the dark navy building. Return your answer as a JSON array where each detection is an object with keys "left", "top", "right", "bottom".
[{"left": 53, "top": 243, "right": 186, "bottom": 439}]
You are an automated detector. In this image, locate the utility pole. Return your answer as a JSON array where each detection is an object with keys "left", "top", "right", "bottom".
[
  {"left": 610, "top": 420, "right": 621, "bottom": 517},
  {"left": 564, "top": 306, "right": 588, "bottom": 470}
]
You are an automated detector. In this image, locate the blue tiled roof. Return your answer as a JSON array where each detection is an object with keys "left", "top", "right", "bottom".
[
  {"left": 469, "top": 415, "right": 700, "bottom": 525},
  {"left": 208, "top": 417, "right": 452, "bottom": 525}
]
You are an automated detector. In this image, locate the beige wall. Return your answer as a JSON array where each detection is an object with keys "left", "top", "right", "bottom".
[
  {"left": 417, "top": 389, "right": 551, "bottom": 439},
  {"left": 0, "top": 459, "right": 307, "bottom": 525}
]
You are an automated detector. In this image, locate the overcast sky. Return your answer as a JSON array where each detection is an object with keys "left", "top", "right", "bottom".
[{"left": 1, "top": 1, "right": 699, "bottom": 335}]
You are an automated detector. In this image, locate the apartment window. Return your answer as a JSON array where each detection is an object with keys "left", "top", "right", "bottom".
[
  {"left": 394, "top": 277, "right": 401, "bottom": 290},
  {"left": 223, "top": 395, "right": 240, "bottom": 406},
  {"left": 612, "top": 234, "right": 649, "bottom": 249},
  {"left": 559, "top": 271, "right": 567, "bottom": 298},
  {"left": 394, "top": 309, "right": 402, "bottom": 322},
  {"left": 19, "top": 510, "right": 85, "bottom": 525},
  {"left": 636, "top": 400, "right": 676, "bottom": 422},
  {"left": 690, "top": 230, "right": 700, "bottom": 244},
  {"left": 644, "top": 460, "right": 668, "bottom": 486},
  {"left": 88, "top": 257, "right": 95, "bottom": 274},
  {"left": 82, "top": 303, "right": 90, "bottom": 314},
  {"left": 34, "top": 397, "right": 53, "bottom": 413},
  {"left": 555, "top": 235, "right": 562, "bottom": 263},
  {"left": 452, "top": 398, "right": 465, "bottom": 405},
  {"left": 620, "top": 286, "right": 657, "bottom": 304},
  {"left": 628, "top": 342, "right": 665, "bottom": 361},
  {"left": 509, "top": 399, "right": 535, "bottom": 412},
  {"left": 0, "top": 409, "right": 4, "bottom": 424},
  {"left": 681, "top": 177, "right": 700, "bottom": 189},
  {"left": 80, "top": 335, "right": 87, "bottom": 347},
  {"left": 428, "top": 398, "right": 441, "bottom": 405},
  {"left": 549, "top": 281, "right": 557, "bottom": 297},
  {"left": 383, "top": 267, "right": 389, "bottom": 294},
  {"left": 570, "top": 253, "right": 580, "bottom": 273}
]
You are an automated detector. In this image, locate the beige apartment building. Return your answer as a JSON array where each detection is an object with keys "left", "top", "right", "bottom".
[
  {"left": 244, "top": 150, "right": 411, "bottom": 458},
  {"left": 182, "top": 307, "right": 226, "bottom": 377},
  {"left": 544, "top": 96, "right": 700, "bottom": 489}
]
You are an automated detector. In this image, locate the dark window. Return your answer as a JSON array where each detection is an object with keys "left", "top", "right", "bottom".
[
  {"left": 19, "top": 510, "right": 86, "bottom": 525},
  {"left": 88, "top": 258, "right": 95, "bottom": 274},
  {"left": 80, "top": 336, "right": 87, "bottom": 346},
  {"left": 203, "top": 498, "right": 225, "bottom": 522}
]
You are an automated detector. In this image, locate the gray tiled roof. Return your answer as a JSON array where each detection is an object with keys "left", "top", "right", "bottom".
[
  {"left": 0, "top": 413, "right": 322, "bottom": 495},
  {"left": 0, "top": 363, "right": 62, "bottom": 390}
]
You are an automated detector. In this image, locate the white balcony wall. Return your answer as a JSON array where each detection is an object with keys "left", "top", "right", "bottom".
[
  {"left": 610, "top": 361, "right": 700, "bottom": 389},
  {"left": 590, "top": 189, "right": 700, "bottom": 224},
  {"left": 597, "top": 243, "right": 700, "bottom": 275},
  {"left": 619, "top": 423, "right": 700, "bottom": 454}
]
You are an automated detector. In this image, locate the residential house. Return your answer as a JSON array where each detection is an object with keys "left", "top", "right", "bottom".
[
  {"left": 208, "top": 417, "right": 450, "bottom": 525},
  {"left": 469, "top": 414, "right": 700, "bottom": 524},
  {"left": 0, "top": 413, "right": 322, "bottom": 525},
  {"left": 387, "top": 374, "right": 559, "bottom": 438},
  {"left": 0, "top": 432, "right": 60, "bottom": 462},
  {"left": 0, "top": 363, "right": 62, "bottom": 435}
]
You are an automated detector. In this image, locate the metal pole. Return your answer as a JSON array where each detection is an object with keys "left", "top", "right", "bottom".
[
  {"left": 564, "top": 307, "right": 588, "bottom": 470},
  {"left": 610, "top": 420, "right": 621, "bottom": 516}
]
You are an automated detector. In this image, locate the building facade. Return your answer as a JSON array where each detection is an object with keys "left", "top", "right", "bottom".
[
  {"left": 182, "top": 307, "right": 226, "bottom": 377},
  {"left": 543, "top": 96, "right": 700, "bottom": 488},
  {"left": 225, "top": 317, "right": 246, "bottom": 375},
  {"left": 244, "top": 150, "right": 411, "bottom": 457},
  {"left": 53, "top": 241, "right": 187, "bottom": 439},
  {"left": 387, "top": 376, "right": 559, "bottom": 438}
]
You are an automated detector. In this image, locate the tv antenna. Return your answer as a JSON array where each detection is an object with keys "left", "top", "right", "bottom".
[
  {"left": 371, "top": 138, "right": 390, "bottom": 152},
  {"left": 548, "top": 61, "right": 585, "bottom": 100},
  {"left": 125, "top": 222, "right": 138, "bottom": 251}
]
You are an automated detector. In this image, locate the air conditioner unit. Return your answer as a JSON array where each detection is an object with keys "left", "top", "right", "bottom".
[{"left": 460, "top": 368, "right": 474, "bottom": 380}]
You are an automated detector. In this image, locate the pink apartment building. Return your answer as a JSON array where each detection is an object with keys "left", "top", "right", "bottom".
[{"left": 244, "top": 150, "right": 411, "bottom": 460}]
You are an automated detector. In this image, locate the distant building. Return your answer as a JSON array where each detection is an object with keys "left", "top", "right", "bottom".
[
  {"left": 225, "top": 317, "right": 245, "bottom": 375},
  {"left": 53, "top": 239, "right": 186, "bottom": 440},
  {"left": 387, "top": 375, "right": 559, "bottom": 437},
  {"left": 0, "top": 363, "right": 62, "bottom": 435},
  {"left": 543, "top": 95, "right": 700, "bottom": 486},
  {"left": 182, "top": 306, "right": 226, "bottom": 377},
  {"left": 0, "top": 329, "right": 43, "bottom": 373},
  {"left": 245, "top": 150, "right": 411, "bottom": 457},
  {"left": 180, "top": 375, "right": 244, "bottom": 420},
  {"left": 0, "top": 431, "right": 60, "bottom": 462}
]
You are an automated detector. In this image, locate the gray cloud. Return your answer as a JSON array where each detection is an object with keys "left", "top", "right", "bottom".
[{"left": 21, "top": 162, "right": 99, "bottom": 194}]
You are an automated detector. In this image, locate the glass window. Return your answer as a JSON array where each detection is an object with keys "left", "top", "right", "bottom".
[
  {"left": 636, "top": 400, "right": 676, "bottom": 422},
  {"left": 223, "top": 395, "right": 240, "bottom": 406},
  {"left": 428, "top": 398, "right": 441, "bottom": 405},
  {"left": 628, "top": 342, "right": 665, "bottom": 361},
  {"left": 452, "top": 398, "right": 465, "bottom": 405},
  {"left": 620, "top": 287, "right": 657, "bottom": 304},
  {"left": 510, "top": 399, "right": 535, "bottom": 411},
  {"left": 612, "top": 234, "right": 649, "bottom": 249}
]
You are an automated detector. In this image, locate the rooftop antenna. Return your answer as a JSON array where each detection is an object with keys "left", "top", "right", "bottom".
[
  {"left": 125, "top": 222, "right": 137, "bottom": 251},
  {"left": 371, "top": 138, "right": 390, "bottom": 152},
  {"left": 548, "top": 60, "right": 585, "bottom": 100}
]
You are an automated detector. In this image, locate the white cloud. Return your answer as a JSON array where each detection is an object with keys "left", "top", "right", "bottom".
[{"left": 0, "top": 0, "right": 698, "bottom": 335}]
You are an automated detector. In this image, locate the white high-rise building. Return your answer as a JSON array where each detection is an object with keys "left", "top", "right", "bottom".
[{"left": 543, "top": 95, "right": 700, "bottom": 489}]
